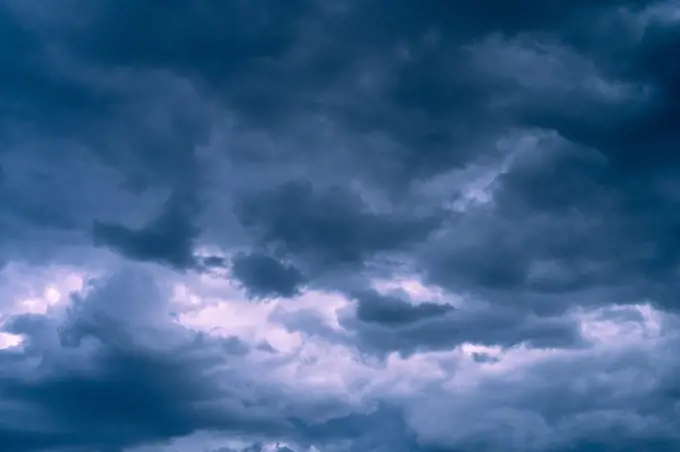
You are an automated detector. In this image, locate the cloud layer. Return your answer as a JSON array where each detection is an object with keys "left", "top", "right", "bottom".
[{"left": 2, "top": 1, "right": 680, "bottom": 451}]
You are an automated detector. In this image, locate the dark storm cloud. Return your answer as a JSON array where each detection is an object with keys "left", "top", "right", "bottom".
[
  {"left": 0, "top": 274, "right": 237, "bottom": 450},
  {"left": 352, "top": 290, "right": 454, "bottom": 325},
  {"left": 92, "top": 190, "right": 201, "bottom": 269},
  {"left": 208, "top": 0, "right": 680, "bottom": 319},
  {"left": 0, "top": 271, "right": 459, "bottom": 452},
  {"left": 0, "top": 4, "right": 116, "bottom": 138},
  {"left": 0, "top": 270, "right": 317, "bottom": 451},
  {"left": 0, "top": 337, "right": 256, "bottom": 451},
  {"left": 0, "top": 2, "right": 219, "bottom": 268},
  {"left": 273, "top": 290, "right": 585, "bottom": 357},
  {"left": 419, "top": 130, "right": 680, "bottom": 315},
  {"left": 63, "top": 0, "right": 310, "bottom": 83},
  {"left": 3, "top": 0, "right": 680, "bottom": 451},
  {"left": 521, "top": 15, "right": 680, "bottom": 170},
  {"left": 230, "top": 252, "right": 306, "bottom": 300},
  {"left": 341, "top": 290, "right": 586, "bottom": 356},
  {"left": 235, "top": 180, "right": 440, "bottom": 271}
]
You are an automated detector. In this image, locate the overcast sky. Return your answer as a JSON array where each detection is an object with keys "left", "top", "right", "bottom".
[{"left": 2, "top": 1, "right": 680, "bottom": 451}]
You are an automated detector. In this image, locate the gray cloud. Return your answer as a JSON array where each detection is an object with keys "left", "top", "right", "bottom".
[
  {"left": 0, "top": 272, "right": 264, "bottom": 451},
  {"left": 92, "top": 190, "right": 201, "bottom": 270},
  {"left": 230, "top": 252, "right": 306, "bottom": 300},
  {"left": 2, "top": 0, "right": 680, "bottom": 450},
  {"left": 271, "top": 289, "right": 585, "bottom": 359},
  {"left": 342, "top": 290, "right": 586, "bottom": 356},
  {"left": 352, "top": 290, "right": 454, "bottom": 326},
  {"left": 235, "top": 180, "right": 441, "bottom": 272},
  {"left": 0, "top": 269, "right": 356, "bottom": 451},
  {"left": 403, "top": 323, "right": 680, "bottom": 451}
]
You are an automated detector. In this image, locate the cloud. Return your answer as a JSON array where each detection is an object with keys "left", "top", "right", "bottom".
[
  {"left": 402, "top": 319, "right": 680, "bottom": 451},
  {"left": 230, "top": 252, "right": 306, "bottom": 300},
  {"left": 235, "top": 180, "right": 440, "bottom": 272},
  {"left": 0, "top": 269, "right": 327, "bottom": 451},
  {"left": 92, "top": 190, "right": 201, "bottom": 270},
  {"left": 333, "top": 290, "right": 587, "bottom": 357},
  {"left": 2, "top": 0, "right": 680, "bottom": 450},
  {"left": 352, "top": 290, "right": 454, "bottom": 326}
]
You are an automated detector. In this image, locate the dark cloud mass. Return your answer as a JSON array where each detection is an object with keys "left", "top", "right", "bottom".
[
  {"left": 235, "top": 180, "right": 440, "bottom": 270},
  {"left": 230, "top": 252, "right": 306, "bottom": 299},
  {"left": 353, "top": 290, "right": 454, "bottom": 326},
  {"left": 92, "top": 190, "right": 201, "bottom": 270},
  {"left": 2, "top": 0, "right": 680, "bottom": 450},
  {"left": 0, "top": 271, "right": 292, "bottom": 452},
  {"left": 332, "top": 289, "right": 586, "bottom": 357}
]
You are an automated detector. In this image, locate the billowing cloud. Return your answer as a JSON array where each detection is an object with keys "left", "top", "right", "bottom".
[
  {"left": 230, "top": 252, "right": 306, "bottom": 299},
  {"left": 235, "top": 180, "right": 441, "bottom": 272},
  {"left": 92, "top": 190, "right": 201, "bottom": 270},
  {"left": 2, "top": 0, "right": 680, "bottom": 450}
]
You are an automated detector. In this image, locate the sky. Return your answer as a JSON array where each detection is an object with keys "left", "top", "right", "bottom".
[{"left": 1, "top": 1, "right": 680, "bottom": 451}]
